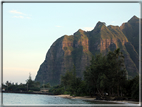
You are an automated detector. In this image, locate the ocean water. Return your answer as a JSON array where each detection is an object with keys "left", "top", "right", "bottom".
[{"left": 1, "top": 93, "right": 139, "bottom": 107}]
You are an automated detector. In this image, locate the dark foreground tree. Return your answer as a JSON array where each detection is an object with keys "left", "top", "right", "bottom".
[{"left": 84, "top": 48, "right": 127, "bottom": 97}]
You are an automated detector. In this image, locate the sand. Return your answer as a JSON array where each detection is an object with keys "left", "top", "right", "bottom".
[
  {"left": 55, "top": 94, "right": 140, "bottom": 105},
  {"left": 56, "top": 95, "right": 95, "bottom": 100}
]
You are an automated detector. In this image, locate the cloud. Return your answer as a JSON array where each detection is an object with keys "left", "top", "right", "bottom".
[
  {"left": 56, "top": 25, "right": 62, "bottom": 27},
  {"left": 26, "top": 17, "right": 31, "bottom": 19},
  {"left": 82, "top": 27, "right": 94, "bottom": 31},
  {"left": 10, "top": 10, "right": 31, "bottom": 19},
  {"left": 111, "top": 21, "right": 115, "bottom": 23},
  {"left": 10, "top": 10, "right": 26, "bottom": 15},
  {"left": 12, "top": 16, "right": 31, "bottom": 19},
  {"left": 13, "top": 16, "right": 24, "bottom": 19}
]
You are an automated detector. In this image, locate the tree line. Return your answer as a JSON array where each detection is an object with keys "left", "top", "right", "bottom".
[
  {"left": 2, "top": 73, "right": 51, "bottom": 93},
  {"left": 49, "top": 48, "right": 139, "bottom": 101}
]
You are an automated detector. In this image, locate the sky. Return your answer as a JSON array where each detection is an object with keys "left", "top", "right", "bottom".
[{"left": 2, "top": 2, "right": 141, "bottom": 84}]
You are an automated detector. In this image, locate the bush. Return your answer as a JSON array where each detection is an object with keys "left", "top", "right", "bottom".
[
  {"left": 29, "top": 87, "right": 40, "bottom": 91},
  {"left": 49, "top": 85, "right": 65, "bottom": 95},
  {"left": 28, "top": 90, "right": 33, "bottom": 92},
  {"left": 63, "top": 91, "right": 70, "bottom": 95},
  {"left": 54, "top": 87, "right": 64, "bottom": 95}
]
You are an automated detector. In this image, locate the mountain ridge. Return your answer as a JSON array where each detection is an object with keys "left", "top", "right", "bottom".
[{"left": 35, "top": 15, "right": 140, "bottom": 86}]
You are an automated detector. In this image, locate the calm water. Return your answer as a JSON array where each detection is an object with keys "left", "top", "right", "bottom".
[
  {"left": 3, "top": 93, "right": 95, "bottom": 105},
  {"left": 1, "top": 93, "right": 139, "bottom": 106}
]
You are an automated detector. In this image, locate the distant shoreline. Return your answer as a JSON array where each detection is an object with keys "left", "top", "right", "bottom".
[{"left": 2, "top": 91, "right": 53, "bottom": 95}]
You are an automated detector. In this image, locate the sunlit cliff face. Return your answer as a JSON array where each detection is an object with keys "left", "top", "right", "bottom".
[{"left": 35, "top": 16, "right": 140, "bottom": 85}]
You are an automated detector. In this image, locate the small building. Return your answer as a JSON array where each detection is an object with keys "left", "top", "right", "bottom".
[
  {"left": 2, "top": 88, "right": 5, "bottom": 92},
  {"left": 40, "top": 88, "right": 50, "bottom": 93}
]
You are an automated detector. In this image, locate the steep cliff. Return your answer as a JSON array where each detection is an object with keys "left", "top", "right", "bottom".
[
  {"left": 35, "top": 16, "right": 139, "bottom": 85},
  {"left": 120, "top": 15, "right": 140, "bottom": 54}
]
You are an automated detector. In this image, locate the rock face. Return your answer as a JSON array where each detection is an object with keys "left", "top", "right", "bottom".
[{"left": 35, "top": 16, "right": 140, "bottom": 85}]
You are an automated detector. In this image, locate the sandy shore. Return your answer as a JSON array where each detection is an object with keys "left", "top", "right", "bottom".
[
  {"left": 56, "top": 95, "right": 95, "bottom": 100},
  {"left": 56, "top": 94, "right": 140, "bottom": 105}
]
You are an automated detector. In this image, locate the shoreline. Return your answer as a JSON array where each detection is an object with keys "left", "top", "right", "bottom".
[
  {"left": 55, "top": 94, "right": 140, "bottom": 105},
  {"left": 3, "top": 92, "right": 140, "bottom": 105},
  {"left": 2, "top": 91, "right": 54, "bottom": 95}
]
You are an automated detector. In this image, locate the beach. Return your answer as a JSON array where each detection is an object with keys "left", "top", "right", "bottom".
[{"left": 56, "top": 94, "right": 140, "bottom": 105}]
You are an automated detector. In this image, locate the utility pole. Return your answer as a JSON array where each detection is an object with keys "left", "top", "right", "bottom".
[
  {"left": 43, "top": 80, "right": 45, "bottom": 89},
  {"left": 27, "top": 83, "right": 28, "bottom": 92}
]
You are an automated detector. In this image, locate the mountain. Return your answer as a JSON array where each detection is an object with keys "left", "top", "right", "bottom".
[
  {"left": 35, "top": 16, "right": 140, "bottom": 86},
  {"left": 120, "top": 15, "right": 140, "bottom": 54}
]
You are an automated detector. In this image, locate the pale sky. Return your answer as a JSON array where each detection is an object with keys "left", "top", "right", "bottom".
[{"left": 3, "top": 2, "right": 141, "bottom": 84}]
